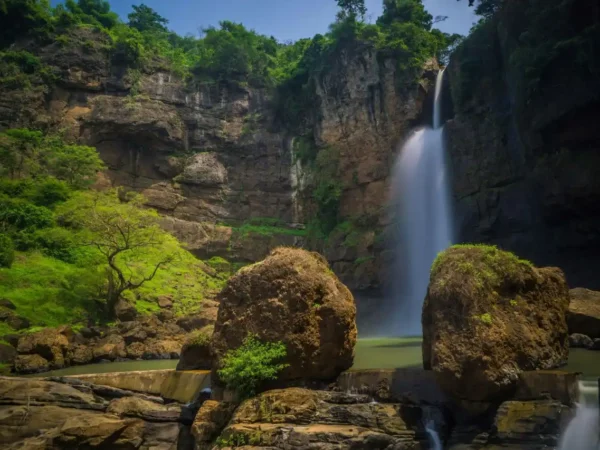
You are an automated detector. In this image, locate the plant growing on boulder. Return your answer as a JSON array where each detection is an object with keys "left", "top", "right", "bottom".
[{"left": 217, "top": 334, "right": 288, "bottom": 399}]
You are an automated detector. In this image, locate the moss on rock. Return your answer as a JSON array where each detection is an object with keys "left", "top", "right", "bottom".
[{"left": 423, "top": 244, "right": 569, "bottom": 402}]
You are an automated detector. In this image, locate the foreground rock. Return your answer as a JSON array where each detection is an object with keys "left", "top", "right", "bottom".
[
  {"left": 212, "top": 248, "right": 357, "bottom": 384},
  {"left": 423, "top": 245, "right": 570, "bottom": 402},
  {"left": 0, "top": 376, "right": 195, "bottom": 449},
  {"left": 202, "top": 388, "right": 434, "bottom": 449},
  {"left": 568, "top": 288, "right": 600, "bottom": 339}
]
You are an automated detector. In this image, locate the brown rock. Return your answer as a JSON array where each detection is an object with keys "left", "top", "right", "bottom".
[
  {"left": 66, "top": 344, "right": 93, "bottom": 366},
  {"left": 107, "top": 396, "right": 182, "bottom": 422},
  {"left": 157, "top": 295, "right": 173, "bottom": 309},
  {"left": 177, "top": 325, "right": 213, "bottom": 371},
  {"left": 568, "top": 288, "right": 600, "bottom": 338},
  {"left": 212, "top": 247, "right": 357, "bottom": 383},
  {"left": 114, "top": 298, "right": 138, "bottom": 322},
  {"left": 16, "top": 328, "right": 69, "bottom": 369},
  {"left": 0, "top": 342, "right": 16, "bottom": 364},
  {"left": 0, "top": 377, "right": 106, "bottom": 410},
  {"left": 143, "top": 339, "right": 181, "bottom": 359},
  {"left": 569, "top": 333, "right": 593, "bottom": 349},
  {"left": 422, "top": 245, "right": 570, "bottom": 402},
  {"left": 126, "top": 342, "right": 146, "bottom": 359},
  {"left": 0, "top": 405, "right": 100, "bottom": 445},
  {"left": 92, "top": 334, "right": 126, "bottom": 361},
  {"left": 51, "top": 414, "right": 144, "bottom": 449},
  {"left": 179, "top": 152, "right": 227, "bottom": 186},
  {"left": 13, "top": 354, "right": 49, "bottom": 374},
  {"left": 191, "top": 400, "right": 237, "bottom": 445}
]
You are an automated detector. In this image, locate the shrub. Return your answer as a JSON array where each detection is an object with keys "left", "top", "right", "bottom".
[
  {"left": 190, "top": 325, "right": 214, "bottom": 347},
  {"left": 218, "top": 334, "right": 288, "bottom": 399},
  {"left": 0, "top": 197, "right": 54, "bottom": 231},
  {"left": 0, "top": 234, "right": 15, "bottom": 268}
]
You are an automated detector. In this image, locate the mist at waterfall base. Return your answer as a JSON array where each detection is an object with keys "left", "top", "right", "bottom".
[
  {"left": 370, "top": 70, "right": 453, "bottom": 337},
  {"left": 558, "top": 381, "right": 600, "bottom": 450}
]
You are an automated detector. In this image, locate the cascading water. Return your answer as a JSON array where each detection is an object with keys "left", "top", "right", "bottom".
[
  {"left": 425, "top": 420, "right": 442, "bottom": 450},
  {"left": 387, "top": 70, "right": 453, "bottom": 336},
  {"left": 558, "top": 380, "right": 600, "bottom": 450}
]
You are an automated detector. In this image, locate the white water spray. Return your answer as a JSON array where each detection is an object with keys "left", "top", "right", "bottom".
[
  {"left": 425, "top": 420, "right": 442, "bottom": 450},
  {"left": 388, "top": 70, "right": 453, "bottom": 336},
  {"left": 558, "top": 380, "right": 600, "bottom": 450}
]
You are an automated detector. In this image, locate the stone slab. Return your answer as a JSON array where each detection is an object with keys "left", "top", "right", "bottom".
[{"left": 60, "top": 369, "right": 211, "bottom": 403}]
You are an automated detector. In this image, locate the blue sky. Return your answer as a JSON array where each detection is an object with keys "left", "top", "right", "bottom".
[{"left": 50, "top": 0, "right": 478, "bottom": 41}]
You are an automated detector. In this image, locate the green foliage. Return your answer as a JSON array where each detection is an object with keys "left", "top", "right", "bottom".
[
  {"left": 337, "top": 0, "right": 367, "bottom": 19},
  {"left": 128, "top": 3, "right": 168, "bottom": 33},
  {"left": 0, "top": 129, "right": 104, "bottom": 187},
  {"left": 190, "top": 325, "right": 214, "bottom": 347},
  {"left": 311, "top": 147, "right": 343, "bottom": 238},
  {"left": 0, "top": 233, "right": 14, "bottom": 268},
  {"left": 474, "top": 312, "right": 493, "bottom": 325},
  {"left": 57, "top": 190, "right": 180, "bottom": 316},
  {"left": 218, "top": 334, "right": 288, "bottom": 399},
  {"left": 0, "top": 251, "right": 104, "bottom": 328},
  {"left": 232, "top": 217, "right": 306, "bottom": 238},
  {"left": 0, "top": 197, "right": 54, "bottom": 233}
]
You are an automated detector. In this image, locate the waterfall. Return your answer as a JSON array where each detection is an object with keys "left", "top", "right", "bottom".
[
  {"left": 558, "top": 380, "right": 600, "bottom": 450},
  {"left": 425, "top": 420, "right": 443, "bottom": 450},
  {"left": 386, "top": 70, "right": 453, "bottom": 336}
]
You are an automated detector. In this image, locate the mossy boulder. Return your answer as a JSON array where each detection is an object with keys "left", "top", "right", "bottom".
[
  {"left": 212, "top": 247, "right": 357, "bottom": 383},
  {"left": 568, "top": 288, "right": 600, "bottom": 338},
  {"left": 177, "top": 325, "right": 213, "bottom": 371},
  {"left": 422, "top": 245, "right": 569, "bottom": 402}
]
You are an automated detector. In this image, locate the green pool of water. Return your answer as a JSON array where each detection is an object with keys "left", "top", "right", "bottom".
[{"left": 32, "top": 337, "right": 600, "bottom": 379}]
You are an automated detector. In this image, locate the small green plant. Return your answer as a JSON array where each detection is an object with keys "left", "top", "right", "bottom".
[
  {"left": 510, "top": 299, "right": 518, "bottom": 307},
  {"left": 218, "top": 334, "right": 288, "bottom": 399},
  {"left": 190, "top": 325, "right": 214, "bottom": 347},
  {"left": 475, "top": 313, "right": 493, "bottom": 325},
  {"left": 216, "top": 432, "right": 248, "bottom": 448}
]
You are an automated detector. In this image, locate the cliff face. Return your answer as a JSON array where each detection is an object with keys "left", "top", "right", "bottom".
[
  {"left": 445, "top": 0, "right": 600, "bottom": 288},
  {"left": 1, "top": 27, "right": 434, "bottom": 291}
]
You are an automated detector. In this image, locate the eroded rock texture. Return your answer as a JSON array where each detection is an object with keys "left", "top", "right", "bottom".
[
  {"left": 212, "top": 248, "right": 357, "bottom": 384},
  {"left": 422, "top": 246, "right": 570, "bottom": 402}
]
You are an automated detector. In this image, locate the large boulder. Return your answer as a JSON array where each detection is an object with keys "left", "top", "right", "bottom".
[
  {"left": 568, "top": 288, "right": 600, "bottom": 338},
  {"left": 212, "top": 247, "right": 357, "bottom": 383},
  {"left": 422, "top": 245, "right": 570, "bottom": 402}
]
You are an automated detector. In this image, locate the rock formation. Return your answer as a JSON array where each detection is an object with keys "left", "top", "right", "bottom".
[
  {"left": 445, "top": 0, "right": 600, "bottom": 289},
  {"left": 177, "top": 325, "right": 214, "bottom": 371},
  {"left": 0, "top": 26, "right": 437, "bottom": 295},
  {"left": 422, "top": 245, "right": 570, "bottom": 402},
  {"left": 568, "top": 288, "right": 600, "bottom": 339},
  {"left": 212, "top": 247, "right": 357, "bottom": 384}
]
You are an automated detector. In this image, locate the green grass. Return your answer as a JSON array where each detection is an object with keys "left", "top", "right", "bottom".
[
  {"left": 0, "top": 322, "right": 15, "bottom": 337},
  {"left": 0, "top": 252, "right": 102, "bottom": 328},
  {"left": 133, "top": 251, "right": 227, "bottom": 317}
]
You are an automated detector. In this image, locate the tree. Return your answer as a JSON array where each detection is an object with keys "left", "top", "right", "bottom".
[
  {"left": 128, "top": 4, "right": 168, "bottom": 33},
  {"left": 41, "top": 140, "right": 105, "bottom": 188},
  {"left": 57, "top": 190, "right": 178, "bottom": 317},
  {"left": 0, "top": 129, "right": 43, "bottom": 179},
  {"left": 457, "top": 0, "right": 503, "bottom": 18},
  {"left": 378, "top": 0, "right": 433, "bottom": 29},
  {"left": 336, "top": 0, "right": 367, "bottom": 19},
  {"left": 65, "top": 0, "right": 119, "bottom": 29}
]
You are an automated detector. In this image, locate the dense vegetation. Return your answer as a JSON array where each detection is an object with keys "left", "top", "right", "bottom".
[
  {"left": 0, "top": 128, "right": 225, "bottom": 334},
  {"left": 218, "top": 334, "right": 288, "bottom": 399}
]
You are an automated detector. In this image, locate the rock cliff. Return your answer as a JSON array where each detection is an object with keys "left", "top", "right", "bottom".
[
  {"left": 445, "top": 0, "right": 600, "bottom": 288},
  {"left": 1, "top": 27, "right": 436, "bottom": 295}
]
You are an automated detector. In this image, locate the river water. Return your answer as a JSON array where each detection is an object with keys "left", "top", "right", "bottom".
[{"left": 32, "top": 337, "right": 600, "bottom": 378}]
